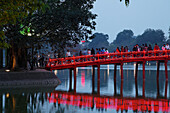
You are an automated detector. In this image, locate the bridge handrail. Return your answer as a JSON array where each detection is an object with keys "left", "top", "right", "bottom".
[{"left": 46, "top": 50, "right": 170, "bottom": 68}]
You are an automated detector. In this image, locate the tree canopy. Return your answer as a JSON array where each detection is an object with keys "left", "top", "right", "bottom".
[
  {"left": 28, "top": 0, "right": 97, "bottom": 49},
  {"left": 135, "top": 29, "right": 165, "bottom": 45},
  {"left": 109, "top": 29, "right": 134, "bottom": 51},
  {"left": 88, "top": 33, "right": 109, "bottom": 49},
  {"left": 0, "top": 0, "right": 43, "bottom": 47},
  {"left": 0, "top": 0, "right": 97, "bottom": 69},
  {"left": 109, "top": 28, "right": 166, "bottom": 51}
]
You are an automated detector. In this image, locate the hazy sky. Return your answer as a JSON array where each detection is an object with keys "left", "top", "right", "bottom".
[{"left": 92, "top": 0, "right": 170, "bottom": 42}]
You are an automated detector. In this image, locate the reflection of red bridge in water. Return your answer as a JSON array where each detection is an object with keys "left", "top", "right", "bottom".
[
  {"left": 47, "top": 75, "right": 169, "bottom": 112},
  {"left": 47, "top": 72, "right": 169, "bottom": 112},
  {"left": 47, "top": 90, "right": 170, "bottom": 113}
]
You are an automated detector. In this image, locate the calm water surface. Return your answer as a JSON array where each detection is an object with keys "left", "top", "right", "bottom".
[{"left": 1, "top": 64, "right": 170, "bottom": 113}]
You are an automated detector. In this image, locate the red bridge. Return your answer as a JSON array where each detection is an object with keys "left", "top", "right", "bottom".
[
  {"left": 46, "top": 50, "right": 170, "bottom": 92},
  {"left": 46, "top": 50, "right": 170, "bottom": 70}
]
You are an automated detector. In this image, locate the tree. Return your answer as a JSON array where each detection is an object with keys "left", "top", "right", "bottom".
[
  {"left": 28, "top": 0, "right": 97, "bottom": 50},
  {"left": 1, "top": 0, "right": 97, "bottom": 70},
  {"left": 135, "top": 29, "right": 165, "bottom": 46},
  {"left": 0, "top": 0, "right": 43, "bottom": 47},
  {"left": 109, "top": 29, "right": 134, "bottom": 51},
  {"left": 109, "top": 28, "right": 166, "bottom": 51},
  {"left": 88, "top": 33, "right": 109, "bottom": 49},
  {"left": 0, "top": 0, "right": 130, "bottom": 48}
]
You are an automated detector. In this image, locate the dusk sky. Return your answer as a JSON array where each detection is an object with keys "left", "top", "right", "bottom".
[{"left": 92, "top": 0, "right": 170, "bottom": 42}]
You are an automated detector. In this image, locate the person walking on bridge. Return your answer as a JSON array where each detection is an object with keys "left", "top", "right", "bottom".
[
  {"left": 154, "top": 43, "right": 160, "bottom": 51},
  {"left": 154, "top": 43, "right": 160, "bottom": 56},
  {"left": 165, "top": 43, "right": 169, "bottom": 50},
  {"left": 66, "top": 50, "right": 71, "bottom": 57},
  {"left": 162, "top": 44, "right": 166, "bottom": 50},
  {"left": 66, "top": 50, "right": 71, "bottom": 63}
]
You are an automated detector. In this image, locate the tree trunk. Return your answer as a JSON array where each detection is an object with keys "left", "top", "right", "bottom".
[
  {"left": 11, "top": 46, "right": 19, "bottom": 70},
  {"left": 18, "top": 48, "right": 27, "bottom": 68},
  {"left": 31, "top": 46, "right": 34, "bottom": 70}
]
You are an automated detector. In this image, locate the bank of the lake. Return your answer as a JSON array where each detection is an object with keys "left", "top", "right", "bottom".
[{"left": 0, "top": 69, "right": 60, "bottom": 89}]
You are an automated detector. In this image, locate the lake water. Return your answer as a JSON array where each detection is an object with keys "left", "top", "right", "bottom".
[{"left": 0, "top": 64, "right": 170, "bottom": 113}]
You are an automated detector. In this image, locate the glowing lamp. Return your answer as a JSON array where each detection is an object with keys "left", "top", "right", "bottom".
[{"left": 5, "top": 69, "right": 10, "bottom": 72}]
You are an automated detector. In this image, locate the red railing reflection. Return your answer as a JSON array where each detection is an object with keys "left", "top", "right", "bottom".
[
  {"left": 46, "top": 50, "right": 170, "bottom": 70},
  {"left": 47, "top": 91, "right": 170, "bottom": 112}
]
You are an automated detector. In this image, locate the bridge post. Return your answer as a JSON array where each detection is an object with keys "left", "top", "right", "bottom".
[
  {"left": 157, "top": 61, "right": 160, "bottom": 80},
  {"left": 143, "top": 61, "right": 146, "bottom": 80},
  {"left": 143, "top": 61, "right": 145, "bottom": 97},
  {"left": 143, "top": 79, "right": 145, "bottom": 98},
  {"left": 165, "top": 80, "right": 168, "bottom": 98},
  {"left": 69, "top": 69, "right": 73, "bottom": 91},
  {"left": 74, "top": 67, "right": 77, "bottom": 92},
  {"left": 164, "top": 60, "right": 168, "bottom": 80},
  {"left": 120, "top": 63, "right": 123, "bottom": 79},
  {"left": 92, "top": 66, "right": 95, "bottom": 93},
  {"left": 120, "top": 79, "right": 123, "bottom": 97},
  {"left": 157, "top": 77, "right": 159, "bottom": 98},
  {"left": 114, "top": 77, "right": 117, "bottom": 96},
  {"left": 135, "top": 62, "right": 138, "bottom": 81},
  {"left": 114, "top": 64, "right": 117, "bottom": 80},
  {"left": 135, "top": 77, "right": 138, "bottom": 97},
  {"left": 97, "top": 65, "right": 100, "bottom": 95},
  {"left": 114, "top": 64, "right": 117, "bottom": 96}
]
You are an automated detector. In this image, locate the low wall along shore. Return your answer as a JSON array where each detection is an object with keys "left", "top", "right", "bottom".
[{"left": 0, "top": 69, "right": 60, "bottom": 88}]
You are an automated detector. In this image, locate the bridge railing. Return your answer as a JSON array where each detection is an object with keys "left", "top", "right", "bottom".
[{"left": 46, "top": 50, "right": 170, "bottom": 67}]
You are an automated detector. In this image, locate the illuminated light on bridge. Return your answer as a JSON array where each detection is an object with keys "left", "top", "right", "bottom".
[{"left": 47, "top": 91, "right": 170, "bottom": 112}]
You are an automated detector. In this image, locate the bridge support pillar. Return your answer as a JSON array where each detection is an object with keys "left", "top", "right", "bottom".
[
  {"left": 114, "top": 64, "right": 117, "bottom": 95},
  {"left": 69, "top": 69, "right": 73, "bottom": 91},
  {"left": 157, "top": 76, "right": 159, "bottom": 98},
  {"left": 135, "top": 77, "right": 138, "bottom": 97},
  {"left": 135, "top": 62, "right": 138, "bottom": 81},
  {"left": 120, "top": 63, "right": 123, "bottom": 79},
  {"left": 120, "top": 80, "right": 123, "bottom": 97},
  {"left": 114, "top": 78, "right": 117, "bottom": 96},
  {"left": 164, "top": 60, "right": 168, "bottom": 80},
  {"left": 165, "top": 80, "right": 168, "bottom": 98},
  {"left": 157, "top": 61, "right": 160, "bottom": 98},
  {"left": 114, "top": 64, "right": 117, "bottom": 80},
  {"left": 143, "top": 61, "right": 145, "bottom": 97},
  {"left": 74, "top": 67, "right": 77, "bottom": 92},
  {"left": 97, "top": 65, "right": 100, "bottom": 95},
  {"left": 157, "top": 61, "right": 160, "bottom": 80},
  {"left": 143, "top": 80, "right": 145, "bottom": 98},
  {"left": 143, "top": 61, "right": 146, "bottom": 80},
  {"left": 92, "top": 66, "right": 95, "bottom": 93}
]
